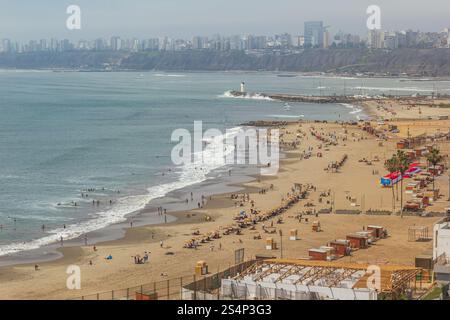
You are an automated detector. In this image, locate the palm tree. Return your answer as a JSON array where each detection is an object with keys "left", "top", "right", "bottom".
[
  {"left": 396, "top": 150, "right": 410, "bottom": 217},
  {"left": 426, "top": 147, "right": 443, "bottom": 194},
  {"left": 385, "top": 156, "right": 398, "bottom": 214}
]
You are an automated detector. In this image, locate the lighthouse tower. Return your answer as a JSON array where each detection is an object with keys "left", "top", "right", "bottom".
[{"left": 240, "top": 82, "right": 246, "bottom": 93}]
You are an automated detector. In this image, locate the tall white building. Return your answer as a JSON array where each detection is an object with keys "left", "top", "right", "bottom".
[
  {"left": 368, "top": 30, "right": 385, "bottom": 49},
  {"left": 433, "top": 220, "right": 450, "bottom": 262},
  {"left": 110, "top": 36, "right": 122, "bottom": 51}
]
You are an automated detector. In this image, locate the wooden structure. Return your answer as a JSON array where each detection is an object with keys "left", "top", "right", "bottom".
[
  {"left": 195, "top": 261, "right": 208, "bottom": 276},
  {"left": 367, "top": 225, "right": 386, "bottom": 239},
  {"left": 289, "top": 229, "right": 298, "bottom": 241},
  {"left": 356, "top": 231, "right": 374, "bottom": 241},
  {"left": 346, "top": 234, "right": 369, "bottom": 249},
  {"left": 265, "top": 238, "right": 277, "bottom": 250},
  {"left": 329, "top": 240, "right": 351, "bottom": 256},
  {"left": 312, "top": 221, "right": 321, "bottom": 232},
  {"left": 235, "top": 259, "right": 422, "bottom": 294},
  {"left": 415, "top": 255, "right": 433, "bottom": 270},
  {"left": 309, "top": 248, "right": 328, "bottom": 261}
]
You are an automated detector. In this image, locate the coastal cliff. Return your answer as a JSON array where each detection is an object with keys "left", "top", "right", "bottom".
[{"left": 2, "top": 48, "right": 450, "bottom": 76}]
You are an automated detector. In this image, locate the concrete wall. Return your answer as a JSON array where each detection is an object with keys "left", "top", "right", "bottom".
[{"left": 434, "top": 265, "right": 450, "bottom": 284}]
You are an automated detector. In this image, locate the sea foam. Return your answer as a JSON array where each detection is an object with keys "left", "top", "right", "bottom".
[{"left": 0, "top": 127, "right": 241, "bottom": 257}]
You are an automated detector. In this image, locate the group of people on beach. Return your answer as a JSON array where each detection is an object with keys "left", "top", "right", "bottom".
[{"left": 133, "top": 251, "right": 150, "bottom": 264}]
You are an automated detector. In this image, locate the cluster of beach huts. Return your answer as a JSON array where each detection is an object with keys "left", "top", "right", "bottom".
[
  {"left": 380, "top": 142, "right": 447, "bottom": 212},
  {"left": 263, "top": 222, "right": 388, "bottom": 262},
  {"left": 307, "top": 225, "right": 388, "bottom": 261}
]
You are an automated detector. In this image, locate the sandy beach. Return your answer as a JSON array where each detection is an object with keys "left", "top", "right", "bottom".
[
  {"left": 361, "top": 97, "right": 450, "bottom": 121},
  {"left": 0, "top": 99, "right": 449, "bottom": 300}
]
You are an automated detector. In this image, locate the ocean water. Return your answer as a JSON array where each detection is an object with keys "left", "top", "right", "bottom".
[{"left": 0, "top": 70, "right": 446, "bottom": 257}]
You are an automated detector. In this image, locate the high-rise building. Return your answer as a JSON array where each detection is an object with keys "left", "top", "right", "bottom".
[
  {"left": 384, "top": 32, "right": 398, "bottom": 49},
  {"left": 110, "top": 36, "right": 122, "bottom": 51},
  {"left": 94, "top": 38, "right": 105, "bottom": 50},
  {"left": 292, "top": 36, "right": 305, "bottom": 47},
  {"left": 1, "top": 39, "right": 12, "bottom": 53},
  {"left": 192, "top": 36, "right": 202, "bottom": 50},
  {"left": 368, "top": 30, "right": 385, "bottom": 49},
  {"left": 323, "top": 29, "right": 330, "bottom": 48},
  {"left": 279, "top": 33, "right": 292, "bottom": 48},
  {"left": 304, "top": 21, "right": 324, "bottom": 48},
  {"left": 229, "top": 35, "right": 242, "bottom": 50}
]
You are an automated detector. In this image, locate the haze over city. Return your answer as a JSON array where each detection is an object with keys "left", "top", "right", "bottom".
[{"left": 1, "top": 0, "right": 450, "bottom": 41}]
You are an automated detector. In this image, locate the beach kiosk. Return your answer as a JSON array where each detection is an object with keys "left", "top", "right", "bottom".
[
  {"left": 346, "top": 233, "right": 369, "bottom": 249},
  {"left": 289, "top": 229, "right": 299, "bottom": 241},
  {"left": 329, "top": 239, "right": 351, "bottom": 257},
  {"left": 367, "top": 225, "right": 386, "bottom": 239},
  {"left": 312, "top": 221, "right": 321, "bottom": 232},
  {"left": 265, "top": 238, "right": 277, "bottom": 250},
  {"left": 320, "top": 246, "right": 336, "bottom": 260},
  {"left": 195, "top": 261, "right": 208, "bottom": 276},
  {"left": 308, "top": 248, "right": 328, "bottom": 261}
]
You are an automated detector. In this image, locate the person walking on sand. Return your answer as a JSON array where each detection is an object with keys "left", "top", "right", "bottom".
[
  {"left": 160, "top": 240, "right": 164, "bottom": 248},
  {"left": 143, "top": 251, "right": 149, "bottom": 263}
]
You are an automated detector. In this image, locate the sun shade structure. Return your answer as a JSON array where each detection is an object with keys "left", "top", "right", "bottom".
[{"left": 222, "top": 259, "right": 421, "bottom": 300}]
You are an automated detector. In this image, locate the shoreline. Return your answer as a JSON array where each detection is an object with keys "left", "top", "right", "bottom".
[
  {"left": 0, "top": 121, "right": 289, "bottom": 267},
  {"left": 3, "top": 68, "right": 450, "bottom": 81},
  {"left": 0, "top": 99, "right": 449, "bottom": 299},
  {"left": 0, "top": 94, "right": 447, "bottom": 265},
  {"left": 0, "top": 161, "right": 259, "bottom": 267}
]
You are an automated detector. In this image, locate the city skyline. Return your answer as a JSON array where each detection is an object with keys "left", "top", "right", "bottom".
[
  {"left": 3, "top": 24, "right": 450, "bottom": 54},
  {"left": 1, "top": 0, "right": 450, "bottom": 41}
]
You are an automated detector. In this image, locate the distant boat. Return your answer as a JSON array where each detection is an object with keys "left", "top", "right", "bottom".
[
  {"left": 283, "top": 103, "right": 291, "bottom": 111},
  {"left": 277, "top": 74, "right": 297, "bottom": 78}
]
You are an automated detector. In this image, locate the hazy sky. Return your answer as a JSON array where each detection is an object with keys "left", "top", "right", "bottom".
[{"left": 1, "top": 0, "right": 450, "bottom": 41}]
